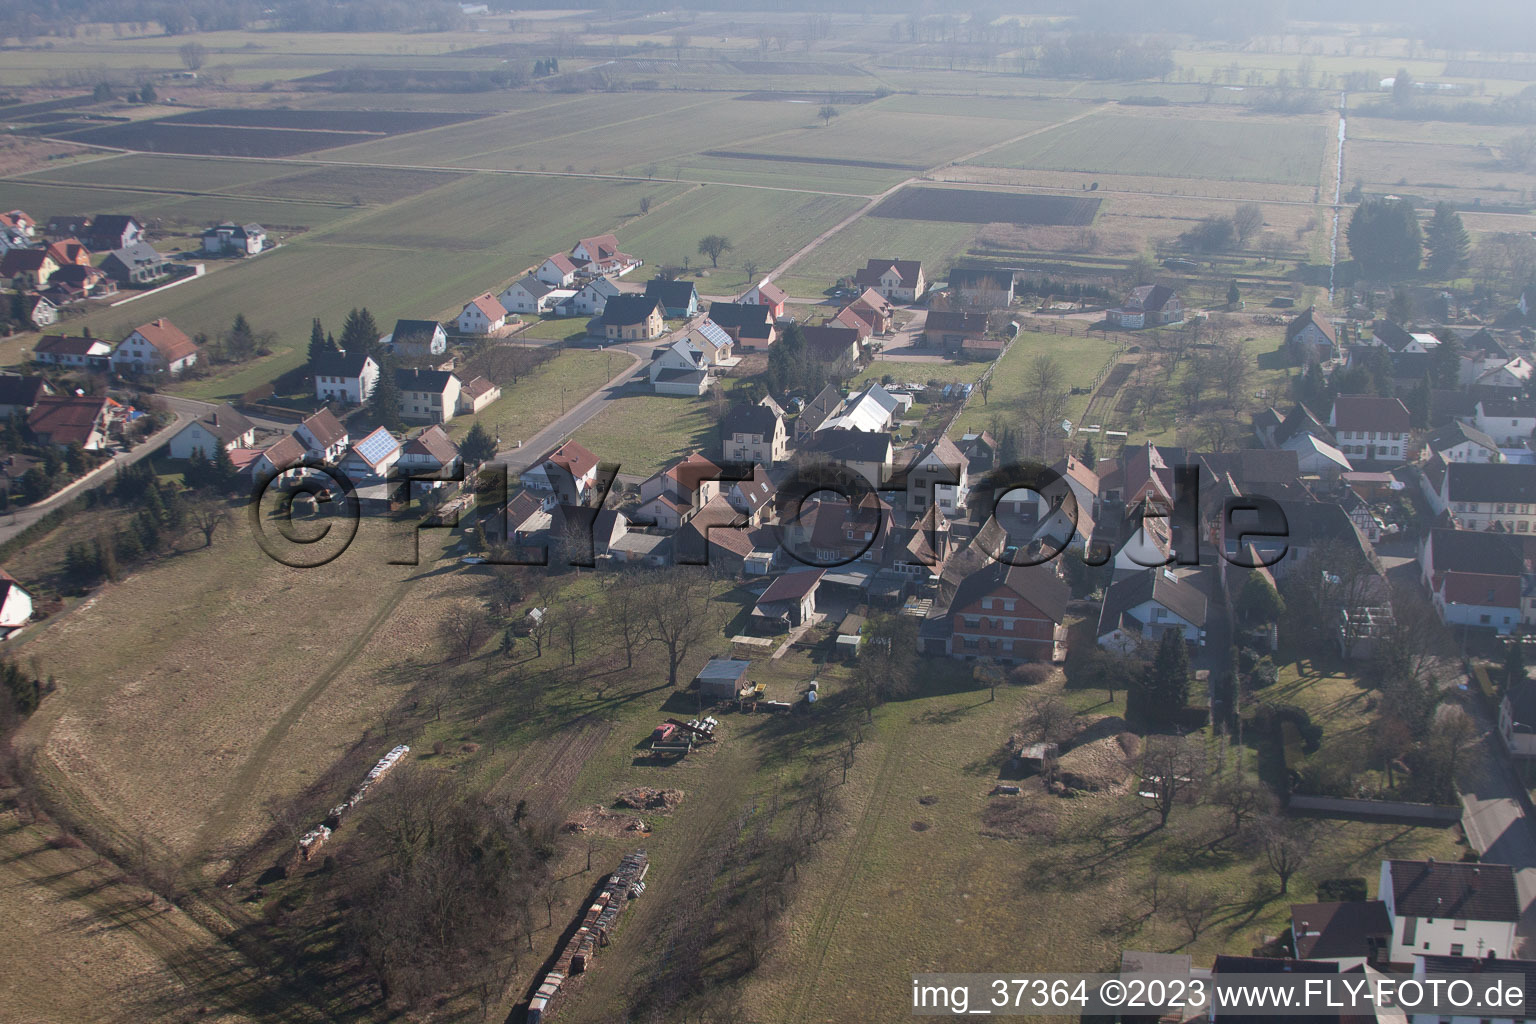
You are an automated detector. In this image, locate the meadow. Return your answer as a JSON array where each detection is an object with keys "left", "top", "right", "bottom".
[
  {"left": 573, "top": 391, "right": 718, "bottom": 477},
  {"left": 950, "top": 328, "right": 1122, "bottom": 440},
  {"left": 968, "top": 112, "right": 1332, "bottom": 187}
]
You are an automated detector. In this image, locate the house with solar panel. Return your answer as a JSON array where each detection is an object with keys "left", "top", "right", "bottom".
[{"left": 339, "top": 427, "right": 402, "bottom": 482}]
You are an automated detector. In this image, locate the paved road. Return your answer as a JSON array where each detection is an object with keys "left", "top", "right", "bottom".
[
  {"left": 1458, "top": 694, "right": 1536, "bottom": 957},
  {"left": 489, "top": 342, "right": 648, "bottom": 474}
]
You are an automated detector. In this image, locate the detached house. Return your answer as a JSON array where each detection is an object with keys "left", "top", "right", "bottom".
[
  {"left": 99, "top": 242, "right": 169, "bottom": 286},
  {"left": 1379, "top": 859, "right": 1518, "bottom": 962},
  {"left": 1425, "top": 420, "right": 1500, "bottom": 464},
  {"left": 643, "top": 278, "right": 700, "bottom": 318},
  {"left": 947, "top": 560, "right": 1069, "bottom": 663},
  {"left": 498, "top": 274, "right": 555, "bottom": 315},
  {"left": 0, "top": 209, "right": 35, "bottom": 239},
  {"left": 44, "top": 238, "right": 91, "bottom": 269},
  {"left": 1329, "top": 394, "right": 1410, "bottom": 462},
  {"left": 569, "top": 234, "right": 639, "bottom": 276},
  {"left": 312, "top": 349, "right": 379, "bottom": 404},
  {"left": 27, "top": 394, "right": 114, "bottom": 450},
  {"left": 201, "top": 222, "right": 265, "bottom": 255},
  {"left": 0, "top": 248, "right": 57, "bottom": 290},
  {"left": 1285, "top": 306, "right": 1339, "bottom": 364},
  {"left": 397, "top": 424, "right": 461, "bottom": 480},
  {"left": 801, "top": 324, "right": 863, "bottom": 365},
  {"left": 86, "top": 214, "right": 143, "bottom": 253},
  {"left": 455, "top": 375, "right": 501, "bottom": 416},
  {"left": 738, "top": 279, "right": 788, "bottom": 319},
  {"left": 846, "top": 287, "right": 894, "bottom": 334},
  {"left": 650, "top": 336, "right": 711, "bottom": 396},
  {"left": 705, "top": 301, "right": 776, "bottom": 349},
  {"left": 721, "top": 403, "right": 787, "bottom": 466},
  {"left": 339, "top": 427, "right": 402, "bottom": 481},
  {"left": 600, "top": 294, "right": 664, "bottom": 341},
  {"left": 854, "top": 258, "right": 925, "bottom": 302},
  {"left": 905, "top": 435, "right": 969, "bottom": 516},
  {"left": 383, "top": 319, "right": 447, "bottom": 359},
  {"left": 523, "top": 440, "right": 600, "bottom": 506},
  {"left": 0, "top": 375, "right": 52, "bottom": 419},
  {"left": 112, "top": 318, "right": 199, "bottom": 375},
  {"left": 33, "top": 334, "right": 112, "bottom": 370},
  {"left": 457, "top": 292, "right": 509, "bottom": 335},
  {"left": 797, "top": 428, "right": 894, "bottom": 488},
  {"left": 295, "top": 408, "right": 349, "bottom": 462},
  {"left": 924, "top": 310, "right": 992, "bottom": 354},
  {"left": 1475, "top": 397, "right": 1536, "bottom": 447},
  {"left": 1108, "top": 284, "right": 1182, "bottom": 328},
  {"left": 168, "top": 404, "right": 256, "bottom": 460},
  {"left": 396, "top": 367, "right": 462, "bottom": 424},
  {"left": 558, "top": 275, "right": 619, "bottom": 317},
  {"left": 534, "top": 253, "right": 578, "bottom": 288},
  {"left": 1097, "top": 567, "right": 1209, "bottom": 652}
]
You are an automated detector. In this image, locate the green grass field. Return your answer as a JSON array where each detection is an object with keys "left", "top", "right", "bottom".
[
  {"left": 446, "top": 349, "right": 616, "bottom": 448},
  {"left": 951, "top": 329, "right": 1121, "bottom": 439},
  {"left": 573, "top": 391, "right": 718, "bottom": 477},
  {"left": 969, "top": 113, "right": 1330, "bottom": 186},
  {"left": 778, "top": 216, "right": 980, "bottom": 296}
]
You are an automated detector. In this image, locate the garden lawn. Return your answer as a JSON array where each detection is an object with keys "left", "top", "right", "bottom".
[{"left": 573, "top": 392, "right": 717, "bottom": 477}]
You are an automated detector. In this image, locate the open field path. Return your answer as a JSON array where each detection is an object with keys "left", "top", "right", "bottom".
[
  {"left": 765, "top": 103, "right": 1112, "bottom": 285},
  {"left": 181, "top": 573, "right": 416, "bottom": 870},
  {"left": 785, "top": 710, "right": 911, "bottom": 1021}
]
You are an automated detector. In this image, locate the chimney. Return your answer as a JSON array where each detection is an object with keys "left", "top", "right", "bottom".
[{"left": 211, "top": 412, "right": 218, "bottom": 427}]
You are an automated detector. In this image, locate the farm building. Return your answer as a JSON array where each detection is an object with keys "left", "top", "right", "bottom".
[
  {"left": 695, "top": 657, "right": 752, "bottom": 703},
  {"left": 1108, "top": 285, "right": 1182, "bottom": 329}
]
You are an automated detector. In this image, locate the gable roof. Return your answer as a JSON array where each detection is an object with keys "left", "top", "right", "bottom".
[
  {"left": 748, "top": 279, "right": 787, "bottom": 305},
  {"left": 601, "top": 293, "right": 662, "bottom": 326},
  {"left": 707, "top": 301, "right": 774, "bottom": 334},
  {"left": 460, "top": 375, "right": 497, "bottom": 401},
  {"left": 101, "top": 241, "right": 163, "bottom": 270},
  {"left": 542, "top": 252, "right": 577, "bottom": 274},
  {"left": 508, "top": 273, "right": 553, "bottom": 298},
  {"left": 1426, "top": 420, "right": 1499, "bottom": 455},
  {"left": 0, "top": 375, "right": 49, "bottom": 408},
  {"left": 462, "top": 292, "right": 506, "bottom": 320},
  {"left": 1331, "top": 394, "right": 1410, "bottom": 433},
  {"left": 950, "top": 559, "right": 1069, "bottom": 623},
  {"left": 1285, "top": 306, "right": 1337, "bottom": 345},
  {"left": 855, "top": 258, "right": 922, "bottom": 285},
  {"left": 573, "top": 233, "right": 622, "bottom": 261},
  {"left": 663, "top": 452, "right": 722, "bottom": 494},
  {"left": 0, "top": 248, "right": 53, "bottom": 274},
  {"left": 1122, "top": 283, "right": 1177, "bottom": 312},
  {"left": 542, "top": 439, "right": 599, "bottom": 479},
  {"left": 691, "top": 318, "right": 733, "bottom": 353},
  {"left": 311, "top": 348, "right": 375, "bottom": 377},
  {"left": 1099, "top": 567, "right": 1208, "bottom": 633},
  {"left": 1479, "top": 396, "right": 1536, "bottom": 419},
  {"left": 1440, "top": 570, "right": 1521, "bottom": 608},
  {"left": 799, "top": 383, "right": 844, "bottom": 432},
  {"left": 721, "top": 403, "right": 780, "bottom": 440},
  {"left": 193, "top": 404, "right": 255, "bottom": 444},
  {"left": 89, "top": 213, "right": 140, "bottom": 239},
  {"left": 643, "top": 278, "right": 698, "bottom": 308},
  {"left": 1445, "top": 462, "right": 1536, "bottom": 505},
  {"left": 128, "top": 318, "right": 199, "bottom": 362},
  {"left": 1370, "top": 319, "right": 1416, "bottom": 352},
  {"left": 395, "top": 366, "right": 458, "bottom": 393},
  {"left": 728, "top": 465, "right": 776, "bottom": 514},
  {"left": 799, "top": 427, "right": 892, "bottom": 463},
  {"left": 800, "top": 324, "right": 861, "bottom": 362},
  {"left": 299, "top": 407, "right": 346, "bottom": 449},
  {"left": 925, "top": 309, "right": 989, "bottom": 335},
  {"left": 402, "top": 424, "right": 459, "bottom": 464},
  {"left": 1424, "top": 527, "right": 1536, "bottom": 580},
  {"left": 1272, "top": 402, "right": 1335, "bottom": 447},
  {"left": 759, "top": 568, "right": 825, "bottom": 603},
  {"left": 347, "top": 426, "right": 400, "bottom": 469},
  {"left": 34, "top": 334, "right": 109, "bottom": 358},
  {"left": 1385, "top": 859, "right": 1519, "bottom": 922},
  {"left": 27, "top": 394, "right": 109, "bottom": 444},
  {"left": 947, "top": 266, "right": 1014, "bottom": 291},
  {"left": 1289, "top": 901, "right": 1391, "bottom": 960},
  {"left": 390, "top": 319, "right": 444, "bottom": 348}
]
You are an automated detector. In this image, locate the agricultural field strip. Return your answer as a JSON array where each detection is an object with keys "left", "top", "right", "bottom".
[{"left": 770, "top": 102, "right": 1112, "bottom": 281}]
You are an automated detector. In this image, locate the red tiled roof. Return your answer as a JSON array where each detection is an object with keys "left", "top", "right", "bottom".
[
  {"left": 27, "top": 394, "right": 108, "bottom": 445},
  {"left": 544, "top": 252, "right": 577, "bottom": 274},
  {"left": 131, "top": 318, "right": 200, "bottom": 362},
  {"left": 1440, "top": 571, "right": 1521, "bottom": 608},
  {"left": 464, "top": 292, "right": 506, "bottom": 320},
  {"left": 755, "top": 280, "right": 787, "bottom": 305},
  {"left": 665, "top": 452, "right": 722, "bottom": 494},
  {"left": 259, "top": 435, "right": 305, "bottom": 472},
  {"left": 544, "top": 440, "right": 599, "bottom": 479},
  {"left": 300, "top": 408, "right": 347, "bottom": 449}
]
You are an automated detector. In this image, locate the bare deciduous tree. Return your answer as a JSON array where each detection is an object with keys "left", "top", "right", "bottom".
[
  {"left": 443, "top": 600, "right": 491, "bottom": 663},
  {"left": 646, "top": 567, "right": 722, "bottom": 687}
]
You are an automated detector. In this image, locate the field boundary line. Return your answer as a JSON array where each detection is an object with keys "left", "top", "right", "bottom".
[{"left": 767, "top": 103, "right": 1111, "bottom": 284}]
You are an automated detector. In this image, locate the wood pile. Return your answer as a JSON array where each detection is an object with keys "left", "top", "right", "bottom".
[
  {"left": 527, "top": 850, "right": 648, "bottom": 1024},
  {"left": 614, "top": 787, "right": 684, "bottom": 811},
  {"left": 280, "top": 745, "right": 408, "bottom": 878}
]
